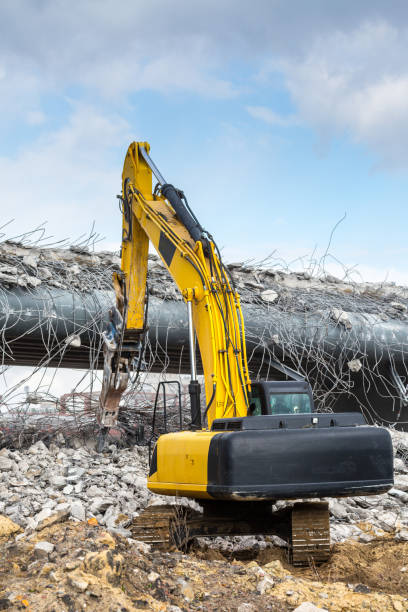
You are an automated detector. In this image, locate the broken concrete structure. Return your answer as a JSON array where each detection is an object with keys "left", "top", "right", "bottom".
[{"left": 0, "top": 241, "right": 408, "bottom": 428}]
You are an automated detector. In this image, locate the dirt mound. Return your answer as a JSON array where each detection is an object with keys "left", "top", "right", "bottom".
[
  {"left": 322, "top": 540, "right": 408, "bottom": 597},
  {"left": 0, "top": 519, "right": 289, "bottom": 612},
  {"left": 194, "top": 535, "right": 408, "bottom": 610},
  {"left": 1, "top": 516, "right": 407, "bottom": 611}
]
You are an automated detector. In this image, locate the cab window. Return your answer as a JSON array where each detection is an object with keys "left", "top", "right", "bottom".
[
  {"left": 268, "top": 393, "right": 311, "bottom": 415},
  {"left": 248, "top": 386, "right": 262, "bottom": 416}
]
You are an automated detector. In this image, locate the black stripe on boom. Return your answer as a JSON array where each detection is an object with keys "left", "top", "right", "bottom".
[{"left": 159, "top": 232, "right": 176, "bottom": 267}]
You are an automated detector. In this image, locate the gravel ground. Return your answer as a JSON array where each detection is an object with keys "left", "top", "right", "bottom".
[{"left": 0, "top": 429, "right": 407, "bottom": 610}]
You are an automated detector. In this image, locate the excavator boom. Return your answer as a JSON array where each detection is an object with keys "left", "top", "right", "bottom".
[{"left": 98, "top": 141, "right": 250, "bottom": 434}]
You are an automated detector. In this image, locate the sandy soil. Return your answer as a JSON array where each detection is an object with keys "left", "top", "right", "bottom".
[{"left": 0, "top": 515, "right": 407, "bottom": 612}]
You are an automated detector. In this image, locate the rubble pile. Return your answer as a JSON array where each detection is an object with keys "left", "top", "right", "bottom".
[
  {"left": 0, "top": 241, "right": 407, "bottom": 315},
  {"left": 0, "top": 431, "right": 408, "bottom": 609},
  {"left": 0, "top": 430, "right": 406, "bottom": 542},
  {"left": 0, "top": 440, "right": 153, "bottom": 533},
  {"left": 0, "top": 242, "right": 120, "bottom": 293}
]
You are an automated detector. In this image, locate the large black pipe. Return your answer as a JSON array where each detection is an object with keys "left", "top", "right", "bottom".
[
  {"left": 1, "top": 287, "right": 407, "bottom": 365},
  {"left": 1, "top": 286, "right": 408, "bottom": 427}
]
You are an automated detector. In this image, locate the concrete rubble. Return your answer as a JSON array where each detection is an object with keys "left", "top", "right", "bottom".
[
  {"left": 0, "top": 380, "right": 406, "bottom": 612},
  {"left": 0, "top": 240, "right": 407, "bottom": 315},
  {"left": 0, "top": 429, "right": 405, "bottom": 545},
  {"left": 0, "top": 431, "right": 407, "bottom": 610}
]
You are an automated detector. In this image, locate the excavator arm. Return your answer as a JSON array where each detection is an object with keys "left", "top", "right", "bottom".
[{"left": 97, "top": 142, "right": 250, "bottom": 437}]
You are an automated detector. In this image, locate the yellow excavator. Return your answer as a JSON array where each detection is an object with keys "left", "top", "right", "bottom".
[{"left": 97, "top": 142, "right": 393, "bottom": 565}]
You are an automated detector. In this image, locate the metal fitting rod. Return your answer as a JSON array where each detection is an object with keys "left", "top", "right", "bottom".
[
  {"left": 187, "top": 299, "right": 197, "bottom": 380},
  {"left": 186, "top": 298, "right": 202, "bottom": 429},
  {"left": 139, "top": 146, "right": 166, "bottom": 186}
]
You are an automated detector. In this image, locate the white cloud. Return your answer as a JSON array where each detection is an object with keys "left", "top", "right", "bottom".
[
  {"left": 0, "top": 1, "right": 239, "bottom": 109},
  {"left": 246, "top": 106, "right": 299, "bottom": 127},
  {"left": 0, "top": 103, "right": 132, "bottom": 239},
  {"left": 278, "top": 20, "right": 408, "bottom": 167},
  {"left": 1, "top": 2, "right": 408, "bottom": 169},
  {"left": 81, "top": 54, "right": 238, "bottom": 100}
]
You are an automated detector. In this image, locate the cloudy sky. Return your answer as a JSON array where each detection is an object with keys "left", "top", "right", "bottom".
[{"left": 1, "top": 0, "right": 408, "bottom": 283}]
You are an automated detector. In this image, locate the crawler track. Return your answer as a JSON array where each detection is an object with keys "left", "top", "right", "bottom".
[
  {"left": 131, "top": 505, "right": 180, "bottom": 548},
  {"left": 131, "top": 501, "right": 331, "bottom": 566},
  {"left": 290, "top": 502, "right": 331, "bottom": 566}
]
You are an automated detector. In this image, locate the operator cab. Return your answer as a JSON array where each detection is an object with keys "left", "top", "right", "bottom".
[{"left": 248, "top": 381, "right": 314, "bottom": 416}]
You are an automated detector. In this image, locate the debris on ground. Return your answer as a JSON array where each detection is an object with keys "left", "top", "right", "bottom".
[
  {"left": 1, "top": 514, "right": 408, "bottom": 611},
  {"left": 0, "top": 431, "right": 406, "bottom": 609},
  {"left": 1, "top": 431, "right": 408, "bottom": 537}
]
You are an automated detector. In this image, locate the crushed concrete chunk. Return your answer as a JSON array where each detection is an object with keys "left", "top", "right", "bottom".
[
  {"left": 34, "top": 541, "right": 54, "bottom": 557},
  {"left": 0, "top": 457, "right": 14, "bottom": 471},
  {"left": 22, "top": 253, "right": 38, "bottom": 269},
  {"left": 148, "top": 571, "right": 160, "bottom": 582},
  {"left": 256, "top": 576, "right": 275, "bottom": 594},
  {"left": 329, "top": 500, "right": 348, "bottom": 520},
  {"left": 391, "top": 302, "right": 407, "bottom": 312},
  {"left": 347, "top": 358, "right": 362, "bottom": 372},
  {"left": 28, "top": 441, "right": 49, "bottom": 455},
  {"left": 395, "top": 474, "right": 408, "bottom": 489},
  {"left": 324, "top": 274, "right": 340, "bottom": 284},
  {"left": 395, "top": 529, "right": 408, "bottom": 542},
  {"left": 359, "top": 532, "right": 376, "bottom": 543},
  {"left": 64, "top": 334, "right": 81, "bottom": 347},
  {"left": 66, "top": 467, "right": 86, "bottom": 483},
  {"left": 261, "top": 289, "right": 278, "bottom": 303},
  {"left": 25, "top": 275, "right": 42, "bottom": 287},
  {"left": 48, "top": 475, "right": 66, "bottom": 489},
  {"left": 68, "top": 575, "right": 89, "bottom": 592},
  {"left": 90, "top": 497, "right": 113, "bottom": 514},
  {"left": 331, "top": 308, "right": 352, "bottom": 330},
  {"left": 177, "top": 578, "right": 194, "bottom": 602},
  {"left": 389, "top": 488, "right": 408, "bottom": 503},
  {"left": 36, "top": 506, "right": 70, "bottom": 531},
  {"left": 394, "top": 459, "right": 408, "bottom": 474},
  {"left": 377, "top": 511, "right": 398, "bottom": 532},
  {"left": 293, "top": 604, "right": 328, "bottom": 612},
  {"left": 70, "top": 500, "right": 85, "bottom": 522}
]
